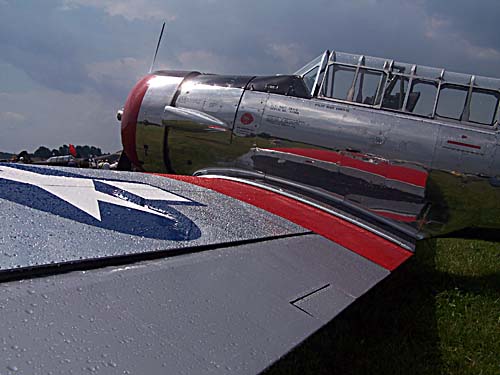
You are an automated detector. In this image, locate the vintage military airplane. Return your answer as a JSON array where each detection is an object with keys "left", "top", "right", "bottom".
[
  {"left": 118, "top": 48, "right": 500, "bottom": 238},
  {"left": 0, "top": 46, "right": 499, "bottom": 373}
]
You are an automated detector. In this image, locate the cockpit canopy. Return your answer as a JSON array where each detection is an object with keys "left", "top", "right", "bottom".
[{"left": 295, "top": 50, "right": 500, "bottom": 126}]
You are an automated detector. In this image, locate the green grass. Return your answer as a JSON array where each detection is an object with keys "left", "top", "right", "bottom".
[{"left": 265, "top": 237, "right": 500, "bottom": 375}]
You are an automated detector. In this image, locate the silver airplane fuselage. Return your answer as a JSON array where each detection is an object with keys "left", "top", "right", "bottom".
[{"left": 119, "top": 50, "right": 500, "bottom": 241}]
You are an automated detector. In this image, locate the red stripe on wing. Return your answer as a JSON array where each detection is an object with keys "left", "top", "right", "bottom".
[{"left": 160, "top": 174, "right": 412, "bottom": 271}]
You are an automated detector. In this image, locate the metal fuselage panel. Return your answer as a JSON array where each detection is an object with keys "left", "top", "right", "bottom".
[
  {"left": 251, "top": 94, "right": 497, "bottom": 176},
  {"left": 175, "top": 83, "right": 244, "bottom": 129}
]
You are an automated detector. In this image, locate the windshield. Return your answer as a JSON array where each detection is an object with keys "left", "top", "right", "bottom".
[
  {"left": 294, "top": 54, "right": 323, "bottom": 76},
  {"left": 303, "top": 67, "right": 319, "bottom": 93}
]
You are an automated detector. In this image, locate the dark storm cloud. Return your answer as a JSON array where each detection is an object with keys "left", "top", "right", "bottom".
[
  {"left": 154, "top": 0, "right": 500, "bottom": 77},
  {"left": 152, "top": 0, "right": 426, "bottom": 74},
  {"left": 0, "top": 1, "right": 157, "bottom": 96},
  {"left": 2, "top": 0, "right": 498, "bottom": 97}
]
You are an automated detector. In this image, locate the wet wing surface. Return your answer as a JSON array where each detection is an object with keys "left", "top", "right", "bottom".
[
  {"left": 0, "top": 234, "right": 388, "bottom": 374},
  {"left": 0, "top": 165, "right": 203, "bottom": 241},
  {"left": 0, "top": 164, "right": 305, "bottom": 272}
]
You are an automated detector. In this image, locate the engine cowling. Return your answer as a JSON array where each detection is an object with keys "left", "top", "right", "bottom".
[{"left": 120, "top": 71, "right": 198, "bottom": 171}]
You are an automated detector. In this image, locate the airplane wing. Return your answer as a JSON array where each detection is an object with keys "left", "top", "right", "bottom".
[{"left": 0, "top": 163, "right": 412, "bottom": 374}]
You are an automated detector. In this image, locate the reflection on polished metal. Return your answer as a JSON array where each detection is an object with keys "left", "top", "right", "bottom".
[{"left": 119, "top": 50, "right": 500, "bottom": 242}]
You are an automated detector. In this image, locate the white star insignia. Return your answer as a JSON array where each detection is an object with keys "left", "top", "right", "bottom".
[{"left": 0, "top": 166, "right": 189, "bottom": 221}]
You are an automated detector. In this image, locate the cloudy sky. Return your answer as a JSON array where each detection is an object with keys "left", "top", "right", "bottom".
[{"left": 0, "top": 0, "right": 499, "bottom": 153}]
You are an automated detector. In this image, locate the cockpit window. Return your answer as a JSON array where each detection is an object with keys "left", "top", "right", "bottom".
[
  {"left": 303, "top": 67, "right": 319, "bottom": 93},
  {"left": 406, "top": 80, "right": 438, "bottom": 117},
  {"left": 469, "top": 90, "right": 499, "bottom": 125},
  {"left": 353, "top": 69, "right": 386, "bottom": 105},
  {"left": 325, "top": 65, "right": 357, "bottom": 101},
  {"left": 436, "top": 85, "right": 468, "bottom": 121},
  {"left": 382, "top": 75, "right": 409, "bottom": 110}
]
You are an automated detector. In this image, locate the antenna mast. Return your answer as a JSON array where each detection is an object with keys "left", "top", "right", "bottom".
[{"left": 149, "top": 22, "right": 166, "bottom": 74}]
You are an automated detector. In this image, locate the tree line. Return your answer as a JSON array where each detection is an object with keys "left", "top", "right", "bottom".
[{"left": 33, "top": 145, "right": 103, "bottom": 159}]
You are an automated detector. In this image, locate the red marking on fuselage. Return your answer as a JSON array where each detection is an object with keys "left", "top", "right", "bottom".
[
  {"left": 158, "top": 174, "right": 412, "bottom": 271},
  {"left": 240, "top": 112, "right": 254, "bottom": 125},
  {"left": 446, "top": 140, "right": 481, "bottom": 150},
  {"left": 269, "top": 148, "right": 428, "bottom": 187},
  {"left": 121, "top": 74, "right": 154, "bottom": 169}
]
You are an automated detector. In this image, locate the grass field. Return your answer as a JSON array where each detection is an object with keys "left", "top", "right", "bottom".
[{"left": 265, "top": 236, "right": 500, "bottom": 375}]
